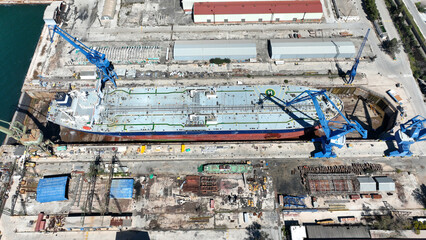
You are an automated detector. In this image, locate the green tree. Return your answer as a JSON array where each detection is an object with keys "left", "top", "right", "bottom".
[
  {"left": 245, "top": 222, "right": 270, "bottom": 240},
  {"left": 416, "top": 2, "right": 425, "bottom": 13},
  {"left": 209, "top": 58, "right": 231, "bottom": 64},
  {"left": 382, "top": 38, "right": 400, "bottom": 57}
]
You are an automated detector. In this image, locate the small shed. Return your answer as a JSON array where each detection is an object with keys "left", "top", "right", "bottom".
[
  {"left": 102, "top": 0, "right": 118, "bottom": 20},
  {"left": 36, "top": 176, "right": 69, "bottom": 203},
  {"left": 43, "top": 1, "right": 65, "bottom": 26},
  {"left": 173, "top": 40, "right": 257, "bottom": 61},
  {"left": 357, "top": 176, "right": 376, "bottom": 192},
  {"left": 110, "top": 179, "right": 134, "bottom": 199},
  {"left": 374, "top": 176, "right": 395, "bottom": 192},
  {"left": 291, "top": 226, "right": 307, "bottom": 240}
]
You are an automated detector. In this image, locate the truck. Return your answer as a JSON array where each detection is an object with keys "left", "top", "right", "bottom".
[{"left": 386, "top": 89, "right": 403, "bottom": 105}]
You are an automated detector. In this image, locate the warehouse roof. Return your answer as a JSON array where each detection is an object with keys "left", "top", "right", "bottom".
[
  {"left": 269, "top": 39, "right": 355, "bottom": 59},
  {"left": 110, "top": 179, "right": 134, "bottom": 199},
  {"left": 194, "top": 1, "right": 323, "bottom": 15},
  {"left": 174, "top": 40, "right": 257, "bottom": 61},
  {"left": 36, "top": 176, "right": 68, "bottom": 203},
  {"left": 357, "top": 176, "right": 376, "bottom": 183},
  {"left": 102, "top": 0, "right": 117, "bottom": 20},
  {"left": 306, "top": 225, "right": 370, "bottom": 239},
  {"left": 374, "top": 176, "right": 394, "bottom": 183}
]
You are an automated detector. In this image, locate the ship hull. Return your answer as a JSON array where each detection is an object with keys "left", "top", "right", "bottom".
[{"left": 78, "top": 127, "right": 318, "bottom": 141}]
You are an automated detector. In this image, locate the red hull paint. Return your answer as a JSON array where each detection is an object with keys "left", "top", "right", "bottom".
[{"left": 123, "top": 130, "right": 310, "bottom": 141}]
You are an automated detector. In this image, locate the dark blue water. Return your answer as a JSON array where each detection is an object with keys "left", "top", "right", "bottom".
[{"left": 0, "top": 5, "right": 46, "bottom": 143}]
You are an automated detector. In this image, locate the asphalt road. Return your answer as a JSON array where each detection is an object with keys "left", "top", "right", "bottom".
[{"left": 402, "top": 0, "right": 426, "bottom": 37}]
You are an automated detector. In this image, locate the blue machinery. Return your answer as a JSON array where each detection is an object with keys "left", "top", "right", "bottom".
[
  {"left": 284, "top": 90, "right": 368, "bottom": 158},
  {"left": 283, "top": 196, "right": 306, "bottom": 208},
  {"left": 46, "top": 25, "right": 118, "bottom": 90},
  {"left": 347, "top": 29, "right": 370, "bottom": 84},
  {"left": 386, "top": 115, "right": 426, "bottom": 157}
]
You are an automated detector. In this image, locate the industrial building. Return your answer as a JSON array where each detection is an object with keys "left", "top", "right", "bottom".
[
  {"left": 110, "top": 178, "right": 134, "bottom": 199},
  {"left": 173, "top": 40, "right": 257, "bottom": 61},
  {"left": 36, "top": 176, "right": 69, "bottom": 203},
  {"left": 102, "top": 0, "right": 117, "bottom": 20},
  {"left": 182, "top": 0, "right": 294, "bottom": 14},
  {"left": 304, "top": 225, "right": 371, "bottom": 239},
  {"left": 374, "top": 176, "right": 395, "bottom": 192},
  {"left": 43, "top": 1, "right": 66, "bottom": 26},
  {"left": 357, "top": 176, "right": 376, "bottom": 192},
  {"left": 269, "top": 39, "right": 356, "bottom": 59},
  {"left": 193, "top": 1, "right": 323, "bottom": 24}
]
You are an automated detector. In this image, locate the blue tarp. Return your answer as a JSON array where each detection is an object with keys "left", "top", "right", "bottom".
[
  {"left": 36, "top": 176, "right": 68, "bottom": 203},
  {"left": 110, "top": 179, "right": 134, "bottom": 199}
]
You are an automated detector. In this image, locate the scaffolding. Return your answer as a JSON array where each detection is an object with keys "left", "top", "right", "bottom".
[
  {"left": 67, "top": 45, "right": 161, "bottom": 65},
  {"left": 306, "top": 174, "right": 359, "bottom": 195}
]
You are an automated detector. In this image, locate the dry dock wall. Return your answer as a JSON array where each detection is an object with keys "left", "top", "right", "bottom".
[{"left": 327, "top": 86, "right": 398, "bottom": 134}]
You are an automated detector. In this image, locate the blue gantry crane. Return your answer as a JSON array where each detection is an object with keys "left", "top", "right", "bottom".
[
  {"left": 46, "top": 25, "right": 118, "bottom": 90},
  {"left": 285, "top": 90, "right": 368, "bottom": 158},
  {"left": 386, "top": 115, "right": 426, "bottom": 157},
  {"left": 347, "top": 29, "right": 370, "bottom": 84}
]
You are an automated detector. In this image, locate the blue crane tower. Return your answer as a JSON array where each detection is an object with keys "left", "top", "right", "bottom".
[
  {"left": 284, "top": 90, "right": 368, "bottom": 158},
  {"left": 386, "top": 115, "right": 426, "bottom": 157},
  {"left": 46, "top": 25, "right": 118, "bottom": 91},
  {"left": 347, "top": 29, "right": 370, "bottom": 84}
]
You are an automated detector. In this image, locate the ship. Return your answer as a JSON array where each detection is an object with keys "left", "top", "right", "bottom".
[{"left": 47, "top": 85, "right": 343, "bottom": 141}]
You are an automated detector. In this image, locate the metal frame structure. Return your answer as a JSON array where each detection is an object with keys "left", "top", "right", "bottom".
[
  {"left": 283, "top": 196, "right": 307, "bottom": 208},
  {"left": 386, "top": 115, "right": 426, "bottom": 157}
]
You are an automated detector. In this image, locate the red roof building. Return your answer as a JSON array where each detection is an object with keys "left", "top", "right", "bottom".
[
  {"left": 193, "top": 1, "right": 323, "bottom": 23},
  {"left": 194, "top": 1, "right": 322, "bottom": 15}
]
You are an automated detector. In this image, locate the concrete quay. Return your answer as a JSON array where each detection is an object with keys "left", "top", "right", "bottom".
[{"left": 14, "top": 140, "right": 425, "bottom": 163}]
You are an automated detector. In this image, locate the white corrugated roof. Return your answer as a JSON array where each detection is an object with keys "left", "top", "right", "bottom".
[
  {"left": 270, "top": 39, "right": 355, "bottom": 57},
  {"left": 174, "top": 40, "right": 256, "bottom": 60},
  {"left": 102, "top": 0, "right": 117, "bottom": 20},
  {"left": 43, "top": 1, "right": 62, "bottom": 20},
  {"left": 357, "top": 176, "right": 376, "bottom": 183}
]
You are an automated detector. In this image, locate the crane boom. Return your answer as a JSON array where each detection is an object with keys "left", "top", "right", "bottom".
[
  {"left": 347, "top": 29, "right": 370, "bottom": 84},
  {"left": 47, "top": 25, "right": 118, "bottom": 90},
  {"left": 285, "top": 90, "right": 367, "bottom": 158}
]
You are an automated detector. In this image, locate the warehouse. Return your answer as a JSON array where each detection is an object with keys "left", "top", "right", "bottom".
[
  {"left": 193, "top": 1, "right": 323, "bottom": 24},
  {"left": 173, "top": 40, "right": 257, "bottom": 61},
  {"left": 305, "top": 225, "right": 370, "bottom": 239},
  {"left": 374, "top": 176, "right": 395, "bottom": 192},
  {"left": 357, "top": 176, "right": 376, "bottom": 192},
  {"left": 182, "top": 0, "right": 293, "bottom": 14},
  {"left": 36, "top": 176, "right": 69, "bottom": 203},
  {"left": 269, "top": 39, "right": 355, "bottom": 59}
]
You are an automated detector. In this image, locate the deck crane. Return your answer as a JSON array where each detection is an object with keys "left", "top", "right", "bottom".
[
  {"left": 347, "top": 29, "right": 370, "bottom": 84},
  {"left": 283, "top": 90, "right": 368, "bottom": 158},
  {"left": 46, "top": 24, "right": 118, "bottom": 91},
  {"left": 386, "top": 115, "right": 426, "bottom": 157}
]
